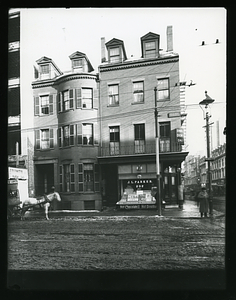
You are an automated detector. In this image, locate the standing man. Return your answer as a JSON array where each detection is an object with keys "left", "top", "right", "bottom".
[{"left": 197, "top": 186, "right": 209, "bottom": 218}]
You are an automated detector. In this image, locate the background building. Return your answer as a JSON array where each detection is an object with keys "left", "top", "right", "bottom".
[
  {"left": 98, "top": 27, "right": 188, "bottom": 207},
  {"left": 8, "top": 9, "right": 26, "bottom": 168}
]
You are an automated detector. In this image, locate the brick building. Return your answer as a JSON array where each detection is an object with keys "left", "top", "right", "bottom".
[
  {"left": 32, "top": 52, "right": 101, "bottom": 210},
  {"left": 98, "top": 27, "right": 188, "bottom": 207}
]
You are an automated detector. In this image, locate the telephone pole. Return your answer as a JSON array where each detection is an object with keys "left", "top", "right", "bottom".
[{"left": 154, "top": 87, "right": 162, "bottom": 216}]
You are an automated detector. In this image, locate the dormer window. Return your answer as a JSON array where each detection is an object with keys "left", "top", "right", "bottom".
[
  {"left": 72, "top": 59, "right": 83, "bottom": 70},
  {"left": 36, "top": 56, "right": 63, "bottom": 80},
  {"left": 69, "top": 51, "right": 94, "bottom": 73},
  {"left": 110, "top": 47, "right": 120, "bottom": 63},
  {"left": 141, "top": 32, "right": 160, "bottom": 59},
  {"left": 144, "top": 41, "right": 157, "bottom": 58},
  {"left": 106, "top": 38, "right": 127, "bottom": 64},
  {"left": 40, "top": 64, "right": 50, "bottom": 79}
]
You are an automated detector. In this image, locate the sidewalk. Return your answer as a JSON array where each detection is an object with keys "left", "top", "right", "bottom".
[{"left": 44, "top": 200, "right": 225, "bottom": 219}]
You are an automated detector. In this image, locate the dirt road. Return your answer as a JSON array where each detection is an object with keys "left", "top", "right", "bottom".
[{"left": 8, "top": 215, "right": 225, "bottom": 271}]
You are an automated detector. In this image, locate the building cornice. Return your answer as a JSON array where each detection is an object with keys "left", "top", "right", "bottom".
[
  {"left": 99, "top": 56, "right": 179, "bottom": 72},
  {"left": 32, "top": 73, "right": 97, "bottom": 89}
]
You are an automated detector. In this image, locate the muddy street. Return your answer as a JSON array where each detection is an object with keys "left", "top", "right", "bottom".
[{"left": 8, "top": 215, "right": 225, "bottom": 271}]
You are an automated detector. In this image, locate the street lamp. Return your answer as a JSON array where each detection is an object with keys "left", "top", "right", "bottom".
[{"left": 199, "top": 91, "right": 215, "bottom": 215}]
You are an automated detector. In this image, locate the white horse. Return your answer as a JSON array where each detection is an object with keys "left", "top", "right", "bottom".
[{"left": 21, "top": 192, "right": 61, "bottom": 220}]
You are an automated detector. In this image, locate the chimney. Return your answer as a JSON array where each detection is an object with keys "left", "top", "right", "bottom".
[
  {"left": 166, "top": 26, "right": 173, "bottom": 52},
  {"left": 101, "top": 37, "right": 106, "bottom": 63}
]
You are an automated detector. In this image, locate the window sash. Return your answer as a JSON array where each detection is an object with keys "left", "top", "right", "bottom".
[
  {"left": 82, "top": 88, "right": 93, "bottom": 109},
  {"left": 110, "top": 127, "right": 120, "bottom": 142},
  {"left": 41, "top": 64, "right": 49, "bottom": 74},
  {"left": 108, "top": 85, "right": 119, "bottom": 105},
  {"left": 82, "top": 124, "right": 93, "bottom": 145},
  {"left": 158, "top": 78, "right": 169, "bottom": 100},
  {"left": 41, "top": 129, "right": 50, "bottom": 149},
  {"left": 134, "top": 124, "right": 145, "bottom": 140}
]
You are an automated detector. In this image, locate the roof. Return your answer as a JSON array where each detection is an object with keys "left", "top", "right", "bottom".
[{"left": 69, "top": 51, "right": 94, "bottom": 72}]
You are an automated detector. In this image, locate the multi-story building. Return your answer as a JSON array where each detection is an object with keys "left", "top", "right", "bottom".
[
  {"left": 8, "top": 9, "right": 26, "bottom": 168},
  {"left": 31, "top": 52, "right": 101, "bottom": 210},
  {"left": 183, "top": 155, "right": 200, "bottom": 191},
  {"left": 199, "top": 156, "right": 207, "bottom": 186},
  {"left": 97, "top": 27, "right": 188, "bottom": 206},
  {"left": 211, "top": 143, "right": 226, "bottom": 195}
]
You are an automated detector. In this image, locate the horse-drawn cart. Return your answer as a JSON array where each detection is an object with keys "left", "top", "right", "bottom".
[{"left": 8, "top": 179, "right": 22, "bottom": 218}]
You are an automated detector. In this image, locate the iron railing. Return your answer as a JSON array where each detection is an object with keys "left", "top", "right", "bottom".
[{"left": 100, "top": 139, "right": 184, "bottom": 157}]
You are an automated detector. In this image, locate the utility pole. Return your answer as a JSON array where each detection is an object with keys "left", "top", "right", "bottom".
[
  {"left": 205, "top": 111, "right": 213, "bottom": 215},
  {"left": 154, "top": 87, "right": 161, "bottom": 216},
  {"left": 199, "top": 91, "right": 215, "bottom": 216}
]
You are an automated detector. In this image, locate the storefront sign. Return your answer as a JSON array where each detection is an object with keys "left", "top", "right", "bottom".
[{"left": 8, "top": 167, "right": 28, "bottom": 180}]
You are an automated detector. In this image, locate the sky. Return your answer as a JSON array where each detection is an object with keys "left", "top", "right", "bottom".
[{"left": 17, "top": 7, "right": 226, "bottom": 156}]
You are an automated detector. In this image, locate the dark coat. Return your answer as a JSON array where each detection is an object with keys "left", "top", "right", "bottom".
[{"left": 197, "top": 190, "right": 209, "bottom": 213}]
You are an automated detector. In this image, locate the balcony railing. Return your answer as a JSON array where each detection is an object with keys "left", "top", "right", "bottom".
[{"left": 100, "top": 139, "right": 184, "bottom": 157}]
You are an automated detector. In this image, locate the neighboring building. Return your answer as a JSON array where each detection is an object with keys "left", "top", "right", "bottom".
[
  {"left": 98, "top": 27, "right": 188, "bottom": 207},
  {"left": 211, "top": 143, "right": 226, "bottom": 195},
  {"left": 31, "top": 52, "right": 101, "bottom": 210},
  {"left": 183, "top": 155, "right": 200, "bottom": 191},
  {"left": 8, "top": 9, "right": 27, "bottom": 168},
  {"left": 199, "top": 156, "right": 207, "bottom": 186}
]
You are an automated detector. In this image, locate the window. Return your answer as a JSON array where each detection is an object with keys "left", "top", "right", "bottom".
[
  {"left": 78, "top": 163, "right": 100, "bottom": 192},
  {"left": 133, "top": 81, "right": 144, "bottom": 103},
  {"left": 144, "top": 41, "right": 156, "bottom": 58},
  {"left": 40, "top": 64, "right": 50, "bottom": 79},
  {"left": 110, "top": 126, "right": 120, "bottom": 155},
  {"left": 58, "top": 89, "right": 74, "bottom": 112},
  {"left": 73, "top": 59, "right": 83, "bottom": 68},
  {"left": 35, "top": 128, "right": 54, "bottom": 150},
  {"left": 41, "top": 95, "right": 49, "bottom": 115},
  {"left": 108, "top": 84, "right": 119, "bottom": 105},
  {"left": 159, "top": 122, "right": 170, "bottom": 152},
  {"left": 134, "top": 124, "right": 145, "bottom": 153},
  {"left": 41, "top": 64, "right": 49, "bottom": 74},
  {"left": 34, "top": 95, "right": 53, "bottom": 116},
  {"left": 59, "top": 125, "right": 75, "bottom": 147},
  {"left": 157, "top": 78, "right": 170, "bottom": 100},
  {"left": 83, "top": 124, "right": 93, "bottom": 145},
  {"left": 109, "top": 47, "right": 120, "bottom": 63},
  {"left": 82, "top": 88, "right": 93, "bottom": 109},
  {"left": 77, "top": 123, "right": 97, "bottom": 146},
  {"left": 62, "top": 164, "right": 75, "bottom": 192},
  {"left": 75, "top": 88, "right": 98, "bottom": 109}
]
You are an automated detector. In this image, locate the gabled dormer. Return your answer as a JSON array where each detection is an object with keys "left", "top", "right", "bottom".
[
  {"left": 36, "top": 56, "right": 62, "bottom": 80},
  {"left": 105, "top": 38, "right": 127, "bottom": 63},
  {"left": 140, "top": 32, "right": 160, "bottom": 59},
  {"left": 69, "top": 51, "right": 94, "bottom": 73}
]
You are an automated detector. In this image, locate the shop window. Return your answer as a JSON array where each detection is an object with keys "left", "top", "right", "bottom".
[
  {"left": 110, "top": 126, "right": 120, "bottom": 155},
  {"left": 134, "top": 124, "right": 145, "bottom": 153}
]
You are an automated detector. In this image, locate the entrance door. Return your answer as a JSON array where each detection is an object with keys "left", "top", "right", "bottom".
[
  {"left": 163, "top": 173, "right": 178, "bottom": 205},
  {"left": 102, "top": 164, "right": 118, "bottom": 207},
  {"left": 35, "top": 164, "right": 54, "bottom": 196}
]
